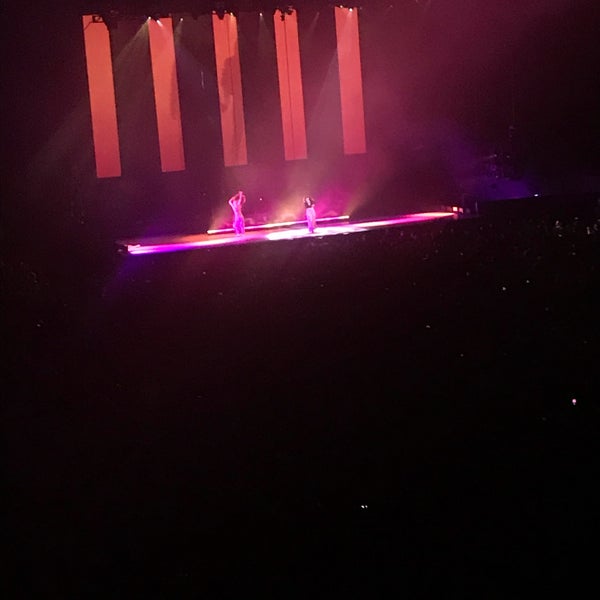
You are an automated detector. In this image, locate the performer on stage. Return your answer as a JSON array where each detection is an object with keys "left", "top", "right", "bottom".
[
  {"left": 228, "top": 190, "right": 246, "bottom": 235},
  {"left": 303, "top": 195, "right": 316, "bottom": 233}
]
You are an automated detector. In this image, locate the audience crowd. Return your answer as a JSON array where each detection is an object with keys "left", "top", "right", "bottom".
[{"left": 5, "top": 200, "right": 599, "bottom": 596}]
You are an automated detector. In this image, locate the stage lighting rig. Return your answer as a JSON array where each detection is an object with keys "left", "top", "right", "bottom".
[
  {"left": 276, "top": 4, "right": 294, "bottom": 20},
  {"left": 211, "top": 1, "right": 243, "bottom": 19},
  {"left": 214, "top": 1, "right": 226, "bottom": 19},
  {"left": 148, "top": 13, "right": 172, "bottom": 21},
  {"left": 94, "top": 9, "right": 119, "bottom": 30}
]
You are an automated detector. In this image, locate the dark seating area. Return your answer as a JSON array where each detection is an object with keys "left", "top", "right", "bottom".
[{"left": 5, "top": 195, "right": 599, "bottom": 596}]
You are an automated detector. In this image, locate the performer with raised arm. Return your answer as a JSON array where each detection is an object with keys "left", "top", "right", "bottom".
[
  {"left": 228, "top": 190, "right": 246, "bottom": 235},
  {"left": 303, "top": 195, "right": 316, "bottom": 233}
]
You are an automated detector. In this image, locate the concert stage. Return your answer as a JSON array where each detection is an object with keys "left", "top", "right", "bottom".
[{"left": 118, "top": 211, "right": 457, "bottom": 255}]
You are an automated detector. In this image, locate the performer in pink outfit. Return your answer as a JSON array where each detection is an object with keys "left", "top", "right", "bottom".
[
  {"left": 228, "top": 190, "right": 246, "bottom": 235},
  {"left": 303, "top": 195, "right": 316, "bottom": 233}
]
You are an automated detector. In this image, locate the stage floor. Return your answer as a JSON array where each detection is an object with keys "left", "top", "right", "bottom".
[{"left": 118, "top": 211, "right": 457, "bottom": 256}]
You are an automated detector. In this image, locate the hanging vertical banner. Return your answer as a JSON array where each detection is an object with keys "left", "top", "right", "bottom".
[
  {"left": 147, "top": 17, "right": 186, "bottom": 172},
  {"left": 212, "top": 12, "right": 248, "bottom": 167},
  {"left": 82, "top": 15, "right": 122, "bottom": 178},
  {"left": 273, "top": 9, "right": 307, "bottom": 161},
  {"left": 334, "top": 7, "right": 366, "bottom": 155}
]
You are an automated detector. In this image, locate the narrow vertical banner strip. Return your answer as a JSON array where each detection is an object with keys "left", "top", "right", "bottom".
[
  {"left": 82, "top": 15, "right": 121, "bottom": 178},
  {"left": 273, "top": 9, "right": 307, "bottom": 161},
  {"left": 212, "top": 13, "right": 248, "bottom": 167},
  {"left": 147, "top": 17, "right": 186, "bottom": 172},
  {"left": 334, "top": 7, "right": 366, "bottom": 155}
]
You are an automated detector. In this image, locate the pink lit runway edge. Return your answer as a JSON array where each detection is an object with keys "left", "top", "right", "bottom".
[{"left": 119, "top": 212, "right": 457, "bottom": 256}]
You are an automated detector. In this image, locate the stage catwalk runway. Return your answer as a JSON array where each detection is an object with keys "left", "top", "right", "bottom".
[{"left": 118, "top": 211, "right": 457, "bottom": 255}]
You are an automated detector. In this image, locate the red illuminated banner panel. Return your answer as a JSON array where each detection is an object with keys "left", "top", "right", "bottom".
[
  {"left": 212, "top": 13, "right": 248, "bottom": 167},
  {"left": 273, "top": 9, "right": 307, "bottom": 161},
  {"left": 83, "top": 8, "right": 366, "bottom": 175},
  {"left": 148, "top": 17, "right": 186, "bottom": 172},
  {"left": 334, "top": 7, "right": 366, "bottom": 155},
  {"left": 82, "top": 15, "right": 121, "bottom": 178}
]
